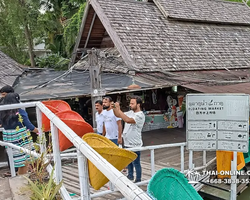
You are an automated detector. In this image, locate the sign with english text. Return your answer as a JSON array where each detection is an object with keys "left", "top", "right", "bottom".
[{"left": 186, "top": 94, "right": 249, "bottom": 152}]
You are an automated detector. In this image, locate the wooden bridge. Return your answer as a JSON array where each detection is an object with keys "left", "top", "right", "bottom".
[{"left": 61, "top": 128, "right": 216, "bottom": 199}]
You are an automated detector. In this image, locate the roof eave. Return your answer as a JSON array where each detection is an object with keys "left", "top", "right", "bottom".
[
  {"left": 86, "top": 0, "right": 138, "bottom": 71},
  {"left": 69, "top": 2, "right": 91, "bottom": 68}
]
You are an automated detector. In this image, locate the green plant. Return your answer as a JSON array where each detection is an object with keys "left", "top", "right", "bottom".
[
  {"left": 25, "top": 167, "right": 63, "bottom": 200},
  {"left": 28, "top": 152, "right": 50, "bottom": 183},
  {"left": 63, "top": 3, "right": 85, "bottom": 56},
  {"left": 35, "top": 53, "right": 70, "bottom": 70}
]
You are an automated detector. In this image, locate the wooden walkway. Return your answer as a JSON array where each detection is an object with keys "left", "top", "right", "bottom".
[{"left": 61, "top": 128, "right": 216, "bottom": 199}]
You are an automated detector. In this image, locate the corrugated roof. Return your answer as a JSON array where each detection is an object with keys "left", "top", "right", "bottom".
[
  {"left": 14, "top": 69, "right": 152, "bottom": 101},
  {"left": 14, "top": 68, "right": 250, "bottom": 101},
  {"left": 0, "top": 50, "right": 23, "bottom": 88}
]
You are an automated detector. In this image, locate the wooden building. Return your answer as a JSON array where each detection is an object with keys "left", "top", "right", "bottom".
[{"left": 70, "top": 0, "right": 250, "bottom": 130}]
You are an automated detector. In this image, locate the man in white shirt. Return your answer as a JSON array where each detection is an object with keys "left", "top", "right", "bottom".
[
  {"left": 112, "top": 96, "right": 145, "bottom": 183},
  {"left": 95, "top": 100, "right": 104, "bottom": 135},
  {"left": 102, "top": 96, "right": 122, "bottom": 145}
]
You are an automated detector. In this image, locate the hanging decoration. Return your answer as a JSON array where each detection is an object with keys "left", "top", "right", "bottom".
[{"left": 152, "top": 90, "right": 157, "bottom": 104}]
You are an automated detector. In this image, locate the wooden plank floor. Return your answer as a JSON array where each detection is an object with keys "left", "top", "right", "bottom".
[{"left": 61, "top": 128, "right": 216, "bottom": 199}]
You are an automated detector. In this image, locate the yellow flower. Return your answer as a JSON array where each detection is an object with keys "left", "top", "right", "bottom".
[
  {"left": 34, "top": 144, "right": 40, "bottom": 152},
  {"left": 21, "top": 134, "right": 25, "bottom": 142},
  {"left": 18, "top": 114, "right": 23, "bottom": 123},
  {"left": 27, "top": 131, "right": 31, "bottom": 137},
  {"left": 16, "top": 126, "right": 20, "bottom": 131}
]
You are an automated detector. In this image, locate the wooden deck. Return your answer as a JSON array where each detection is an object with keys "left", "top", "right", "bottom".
[{"left": 61, "top": 128, "right": 216, "bottom": 199}]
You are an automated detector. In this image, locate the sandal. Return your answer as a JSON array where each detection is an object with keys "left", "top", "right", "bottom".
[
  {"left": 4, "top": 172, "right": 11, "bottom": 177},
  {"left": 122, "top": 168, "right": 127, "bottom": 173}
]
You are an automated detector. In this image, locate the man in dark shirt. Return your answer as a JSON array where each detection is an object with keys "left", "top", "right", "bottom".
[{"left": 0, "top": 85, "right": 14, "bottom": 99}]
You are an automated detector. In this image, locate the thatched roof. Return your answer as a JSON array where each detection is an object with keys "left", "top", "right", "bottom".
[
  {"left": 0, "top": 50, "right": 23, "bottom": 88},
  {"left": 71, "top": 0, "right": 250, "bottom": 73}
]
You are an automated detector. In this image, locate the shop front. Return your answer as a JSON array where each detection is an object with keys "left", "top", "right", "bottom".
[{"left": 107, "top": 86, "right": 188, "bottom": 132}]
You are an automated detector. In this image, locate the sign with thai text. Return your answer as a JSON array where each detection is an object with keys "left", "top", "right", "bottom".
[{"left": 187, "top": 94, "right": 249, "bottom": 152}]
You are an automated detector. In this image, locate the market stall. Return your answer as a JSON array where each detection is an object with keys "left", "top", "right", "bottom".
[{"left": 110, "top": 87, "right": 187, "bottom": 132}]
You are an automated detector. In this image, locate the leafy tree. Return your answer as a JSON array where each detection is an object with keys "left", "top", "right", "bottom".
[
  {"left": 0, "top": 0, "right": 44, "bottom": 67},
  {"left": 226, "top": 0, "right": 250, "bottom": 5},
  {"left": 35, "top": 53, "right": 70, "bottom": 70},
  {"left": 41, "top": 0, "right": 86, "bottom": 57},
  {"left": 64, "top": 3, "right": 86, "bottom": 57},
  {"left": 0, "top": 0, "right": 86, "bottom": 67}
]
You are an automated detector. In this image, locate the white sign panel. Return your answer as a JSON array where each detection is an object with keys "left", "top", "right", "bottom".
[
  {"left": 188, "top": 121, "right": 217, "bottom": 130},
  {"left": 217, "top": 121, "right": 248, "bottom": 131},
  {"left": 188, "top": 131, "right": 217, "bottom": 140},
  {"left": 187, "top": 95, "right": 248, "bottom": 120},
  {"left": 91, "top": 89, "right": 106, "bottom": 97},
  {"left": 217, "top": 131, "right": 248, "bottom": 141},
  {"left": 187, "top": 94, "right": 249, "bottom": 152},
  {"left": 188, "top": 141, "right": 217, "bottom": 151},
  {"left": 217, "top": 141, "right": 248, "bottom": 152}
]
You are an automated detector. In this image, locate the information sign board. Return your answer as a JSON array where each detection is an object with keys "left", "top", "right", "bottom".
[{"left": 186, "top": 94, "right": 249, "bottom": 152}]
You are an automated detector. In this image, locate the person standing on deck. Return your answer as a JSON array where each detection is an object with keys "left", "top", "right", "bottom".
[
  {"left": 95, "top": 100, "right": 104, "bottom": 135},
  {"left": 1, "top": 93, "right": 38, "bottom": 175},
  {"left": 111, "top": 96, "right": 145, "bottom": 183},
  {"left": 0, "top": 85, "right": 16, "bottom": 177},
  {"left": 102, "top": 96, "right": 122, "bottom": 145},
  {"left": 0, "top": 85, "right": 15, "bottom": 126}
]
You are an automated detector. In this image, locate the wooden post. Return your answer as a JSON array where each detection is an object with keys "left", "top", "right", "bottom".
[{"left": 88, "top": 48, "right": 103, "bottom": 128}]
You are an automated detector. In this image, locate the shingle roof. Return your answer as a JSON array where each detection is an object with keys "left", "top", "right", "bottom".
[
  {"left": 82, "top": 0, "right": 250, "bottom": 72},
  {"left": 0, "top": 50, "right": 23, "bottom": 88},
  {"left": 160, "top": 0, "right": 250, "bottom": 25}
]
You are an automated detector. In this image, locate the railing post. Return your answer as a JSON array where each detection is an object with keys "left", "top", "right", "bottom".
[
  {"left": 150, "top": 149, "right": 155, "bottom": 176},
  {"left": 6, "top": 147, "right": 16, "bottom": 177},
  {"left": 189, "top": 150, "right": 193, "bottom": 169},
  {"left": 77, "top": 150, "right": 90, "bottom": 200},
  {"left": 203, "top": 150, "right": 206, "bottom": 170},
  {"left": 109, "top": 182, "right": 115, "bottom": 191},
  {"left": 36, "top": 107, "right": 46, "bottom": 153},
  {"left": 230, "top": 151, "right": 237, "bottom": 200},
  {"left": 181, "top": 146, "right": 184, "bottom": 172},
  {"left": 50, "top": 122, "right": 62, "bottom": 184}
]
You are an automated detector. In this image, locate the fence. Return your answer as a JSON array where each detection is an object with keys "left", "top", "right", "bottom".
[{"left": 0, "top": 102, "right": 215, "bottom": 199}]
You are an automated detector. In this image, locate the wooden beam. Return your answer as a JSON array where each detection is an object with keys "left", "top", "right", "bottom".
[
  {"left": 90, "top": 0, "right": 137, "bottom": 70},
  {"left": 152, "top": 0, "right": 169, "bottom": 18},
  {"left": 84, "top": 13, "right": 97, "bottom": 48},
  {"left": 69, "top": 2, "right": 90, "bottom": 68},
  {"left": 88, "top": 48, "right": 102, "bottom": 128}
]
